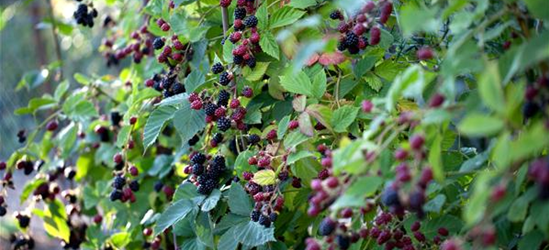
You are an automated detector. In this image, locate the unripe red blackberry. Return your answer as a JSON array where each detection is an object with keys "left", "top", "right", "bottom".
[
  {"left": 438, "top": 227, "right": 449, "bottom": 236},
  {"left": 242, "top": 86, "right": 253, "bottom": 98},
  {"left": 409, "top": 135, "right": 425, "bottom": 150},
  {"left": 417, "top": 47, "right": 434, "bottom": 60},
  {"left": 369, "top": 27, "right": 381, "bottom": 45},
  {"left": 230, "top": 32, "right": 242, "bottom": 43},
  {"left": 288, "top": 120, "right": 299, "bottom": 130},
  {"left": 411, "top": 221, "right": 421, "bottom": 232},
  {"left": 0, "top": 161, "right": 5, "bottom": 170},
  {"left": 326, "top": 176, "right": 339, "bottom": 188},
  {"left": 340, "top": 208, "right": 353, "bottom": 218},
  {"left": 220, "top": 0, "right": 232, "bottom": 7},
  {"left": 491, "top": 185, "right": 506, "bottom": 202},
  {"left": 266, "top": 129, "right": 277, "bottom": 140},
  {"left": 191, "top": 100, "right": 203, "bottom": 110},
  {"left": 93, "top": 214, "right": 103, "bottom": 224},
  {"left": 145, "top": 79, "right": 155, "bottom": 87},
  {"left": 161, "top": 23, "right": 170, "bottom": 31},
  {"left": 129, "top": 166, "right": 139, "bottom": 176},
  {"left": 441, "top": 239, "right": 462, "bottom": 250},
  {"left": 113, "top": 153, "right": 123, "bottom": 164},
  {"left": 230, "top": 99, "right": 240, "bottom": 109},
  {"left": 321, "top": 157, "right": 332, "bottom": 168},
  {"left": 243, "top": 171, "right": 253, "bottom": 180},
  {"left": 143, "top": 227, "right": 153, "bottom": 236},
  {"left": 247, "top": 157, "right": 258, "bottom": 165},
  {"left": 250, "top": 32, "right": 260, "bottom": 43},
  {"left": 46, "top": 120, "right": 58, "bottom": 131}
]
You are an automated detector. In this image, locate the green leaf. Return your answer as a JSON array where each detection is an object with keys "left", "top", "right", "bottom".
[
  {"left": 54, "top": 80, "right": 70, "bottom": 101},
  {"left": 185, "top": 70, "right": 206, "bottom": 93},
  {"left": 269, "top": 7, "right": 305, "bottom": 29},
  {"left": 201, "top": 189, "right": 221, "bottom": 212},
  {"left": 298, "top": 112, "right": 314, "bottom": 137},
  {"left": 41, "top": 200, "right": 71, "bottom": 242},
  {"left": 463, "top": 172, "right": 493, "bottom": 226},
  {"left": 173, "top": 102, "right": 206, "bottom": 143},
  {"left": 306, "top": 104, "right": 333, "bottom": 131},
  {"left": 479, "top": 63, "right": 505, "bottom": 114},
  {"left": 354, "top": 56, "right": 379, "bottom": 77},
  {"left": 154, "top": 199, "right": 194, "bottom": 235},
  {"left": 56, "top": 122, "right": 78, "bottom": 158},
  {"left": 288, "top": 0, "right": 316, "bottom": 9},
  {"left": 259, "top": 32, "right": 280, "bottom": 60},
  {"left": 253, "top": 169, "right": 277, "bottom": 186},
  {"left": 284, "top": 131, "right": 310, "bottom": 150},
  {"left": 232, "top": 221, "right": 276, "bottom": 246},
  {"left": 457, "top": 113, "right": 504, "bottom": 137},
  {"left": 243, "top": 62, "right": 270, "bottom": 82},
  {"left": 228, "top": 183, "right": 253, "bottom": 216},
  {"left": 174, "top": 182, "right": 206, "bottom": 204},
  {"left": 423, "top": 194, "right": 446, "bottom": 213},
  {"left": 518, "top": 230, "right": 545, "bottom": 250},
  {"left": 219, "top": 228, "right": 239, "bottom": 250},
  {"left": 345, "top": 176, "right": 382, "bottom": 197},
  {"left": 280, "top": 71, "right": 313, "bottom": 97},
  {"left": 223, "top": 39, "right": 236, "bottom": 63},
  {"left": 277, "top": 116, "right": 291, "bottom": 139},
  {"left": 385, "top": 65, "right": 426, "bottom": 111},
  {"left": 116, "top": 126, "right": 131, "bottom": 148},
  {"left": 331, "top": 106, "right": 359, "bottom": 133},
  {"left": 20, "top": 179, "right": 46, "bottom": 204},
  {"left": 110, "top": 232, "right": 131, "bottom": 248},
  {"left": 523, "top": 0, "right": 549, "bottom": 21},
  {"left": 17, "top": 69, "right": 49, "bottom": 90},
  {"left": 256, "top": 3, "right": 268, "bottom": 30},
  {"left": 428, "top": 133, "right": 444, "bottom": 183},
  {"left": 363, "top": 73, "right": 383, "bottom": 92},
  {"left": 234, "top": 150, "right": 257, "bottom": 176},
  {"left": 286, "top": 151, "right": 315, "bottom": 165},
  {"left": 143, "top": 106, "right": 177, "bottom": 151},
  {"left": 508, "top": 187, "right": 537, "bottom": 222},
  {"left": 195, "top": 212, "right": 214, "bottom": 247},
  {"left": 332, "top": 140, "right": 366, "bottom": 175},
  {"left": 74, "top": 73, "right": 91, "bottom": 85},
  {"left": 509, "top": 122, "right": 549, "bottom": 163},
  {"left": 310, "top": 68, "right": 326, "bottom": 99},
  {"left": 400, "top": 5, "right": 440, "bottom": 37}
]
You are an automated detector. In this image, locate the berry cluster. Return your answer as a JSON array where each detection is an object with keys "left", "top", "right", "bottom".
[
  {"left": 331, "top": 1, "right": 393, "bottom": 54},
  {"left": 145, "top": 70, "right": 186, "bottom": 98},
  {"left": 73, "top": 3, "right": 98, "bottom": 27},
  {"left": 223, "top": 0, "right": 262, "bottom": 69},
  {"left": 523, "top": 75, "right": 548, "bottom": 119},
  {"left": 102, "top": 24, "right": 154, "bottom": 67},
  {"left": 9, "top": 234, "right": 35, "bottom": 250},
  {"left": 184, "top": 153, "right": 227, "bottom": 195},
  {"left": 109, "top": 153, "right": 141, "bottom": 202},
  {"left": 0, "top": 194, "right": 6, "bottom": 217}
]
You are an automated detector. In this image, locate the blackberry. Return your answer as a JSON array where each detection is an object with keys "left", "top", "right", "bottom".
[
  {"left": 192, "top": 164, "right": 205, "bottom": 175},
  {"left": 163, "top": 89, "right": 173, "bottom": 98},
  {"left": 0, "top": 206, "right": 6, "bottom": 216},
  {"left": 345, "top": 32, "right": 359, "bottom": 47},
  {"left": 153, "top": 37, "right": 165, "bottom": 50},
  {"left": 172, "top": 83, "right": 185, "bottom": 95},
  {"left": 129, "top": 180, "right": 140, "bottom": 192},
  {"left": 244, "top": 15, "right": 258, "bottom": 27},
  {"left": 188, "top": 135, "right": 200, "bottom": 146},
  {"left": 191, "top": 153, "right": 207, "bottom": 164},
  {"left": 205, "top": 103, "right": 218, "bottom": 116},
  {"left": 212, "top": 133, "right": 223, "bottom": 143},
  {"left": 233, "top": 55, "right": 244, "bottom": 65},
  {"left": 381, "top": 187, "right": 400, "bottom": 207},
  {"left": 115, "top": 162, "right": 124, "bottom": 170},
  {"left": 211, "top": 62, "right": 225, "bottom": 74},
  {"left": 154, "top": 181, "right": 164, "bottom": 192},
  {"left": 212, "top": 155, "right": 226, "bottom": 168},
  {"left": 318, "top": 217, "right": 336, "bottom": 236},
  {"left": 112, "top": 176, "right": 126, "bottom": 189},
  {"left": 330, "top": 10, "right": 342, "bottom": 20},
  {"left": 269, "top": 212, "right": 278, "bottom": 222},
  {"left": 348, "top": 45, "right": 359, "bottom": 54},
  {"left": 76, "top": 4, "right": 88, "bottom": 15},
  {"left": 110, "top": 189, "right": 123, "bottom": 201},
  {"left": 219, "top": 72, "right": 231, "bottom": 86},
  {"left": 111, "top": 111, "right": 122, "bottom": 126},
  {"left": 523, "top": 101, "right": 540, "bottom": 118},
  {"left": 17, "top": 215, "right": 31, "bottom": 228},
  {"left": 248, "top": 134, "right": 261, "bottom": 145},
  {"left": 217, "top": 90, "right": 230, "bottom": 106},
  {"left": 153, "top": 81, "right": 162, "bottom": 92},
  {"left": 250, "top": 210, "right": 261, "bottom": 221},
  {"left": 336, "top": 235, "right": 351, "bottom": 250},
  {"left": 197, "top": 178, "right": 216, "bottom": 195},
  {"left": 234, "top": 8, "right": 247, "bottom": 20},
  {"left": 258, "top": 214, "right": 272, "bottom": 227},
  {"left": 337, "top": 41, "right": 347, "bottom": 51},
  {"left": 246, "top": 57, "right": 256, "bottom": 68},
  {"left": 217, "top": 117, "right": 231, "bottom": 131}
]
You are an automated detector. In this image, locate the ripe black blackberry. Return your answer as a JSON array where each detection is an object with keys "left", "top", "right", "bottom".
[
  {"left": 217, "top": 90, "right": 230, "bottom": 106},
  {"left": 197, "top": 178, "right": 216, "bottom": 195},
  {"left": 110, "top": 190, "right": 123, "bottom": 201},
  {"left": 112, "top": 176, "right": 126, "bottom": 189},
  {"left": 348, "top": 45, "right": 359, "bottom": 54},
  {"left": 244, "top": 16, "right": 258, "bottom": 27},
  {"left": 219, "top": 72, "right": 231, "bottom": 86},
  {"left": 212, "top": 133, "right": 223, "bottom": 143},
  {"left": 188, "top": 135, "right": 200, "bottom": 146},
  {"left": 204, "top": 103, "right": 218, "bottom": 116},
  {"left": 111, "top": 111, "right": 122, "bottom": 126},
  {"left": 337, "top": 41, "right": 347, "bottom": 51},
  {"left": 217, "top": 117, "right": 231, "bottom": 131},
  {"left": 0, "top": 206, "right": 6, "bottom": 216},
  {"left": 330, "top": 10, "right": 342, "bottom": 20},
  {"left": 248, "top": 134, "right": 261, "bottom": 145},
  {"left": 17, "top": 215, "right": 31, "bottom": 228},
  {"left": 154, "top": 181, "right": 164, "bottom": 192},
  {"left": 153, "top": 37, "right": 165, "bottom": 50},
  {"left": 269, "top": 212, "right": 278, "bottom": 222},
  {"left": 234, "top": 8, "right": 247, "bottom": 20},
  {"left": 258, "top": 214, "right": 271, "bottom": 227},
  {"left": 211, "top": 62, "right": 225, "bottom": 74},
  {"left": 172, "top": 83, "right": 185, "bottom": 95},
  {"left": 318, "top": 217, "right": 336, "bottom": 236},
  {"left": 129, "top": 180, "right": 140, "bottom": 192},
  {"left": 345, "top": 32, "right": 359, "bottom": 47},
  {"left": 212, "top": 155, "right": 226, "bottom": 168},
  {"left": 233, "top": 55, "right": 244, "bottom": 65},
  {"left": 336, "top": 235, "right": 351, "bottom": 250},
  {"left": 192, "top": 164, "right": 204, "bottom": 175},
  {"left": 250, "top": 210, "right": 260, "bottom": 222},
  {"left": 191, "top": 153, "right": 207, "bottom": 164},
  {"left": 246, "top": 57, "right": 256, "bottom": 68}
]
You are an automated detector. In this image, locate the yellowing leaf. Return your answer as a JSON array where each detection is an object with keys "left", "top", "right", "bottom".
[{"left": 253, "top": 170, "right": 277, "bottom": 186}]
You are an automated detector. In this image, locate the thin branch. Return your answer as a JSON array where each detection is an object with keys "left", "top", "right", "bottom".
[
  {"left": 46, "top": 0, "right": 64, "bottom": 80},
  {"left": 221, "top": 7, "right": 229, "bottom": 37}
]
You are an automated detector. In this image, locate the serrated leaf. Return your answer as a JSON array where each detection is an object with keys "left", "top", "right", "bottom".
[
  {"left": 243, "top": 62, "right": 270, "bottom": 81},
  {"left": 173, "top": 102, "right": 206, "bottom": 143},
  {"left": 110, "top": 232, "right": 131, "bottom": 248},
  {"left": 287, "top": 151, "right": 315, "bottom": 165},
  {"left": 288, "top": 0, "right": 316, "bottom": 9},
  {"left": 346, "top": 176, "right": 382, "bottom": 197},
  {"left": 223, "top": 40, "right": 236, "bottom": 63},
  {"left": 234, "top": 150, "right": 257, "bottom": 176},
  {"left": 298, "top": 112, "right": 314, "bottom": 137},
  {"left": 74, "top": 73, "right": 91, "bottom": 85},
  {"left": 232, "top": 221, "right": 276, "bottom": 247},
  {"left": 311, "top": 68, "right": 326, "bottom": 99},
  {"left": 306, "top": 104, "right": 333, "bottom": 131},
  {"left": 54, "top": 80, "right": 69, "bottom": 101},
  {"left": 174, "top": 182, "right": 206, "bottom": 204},
  {"left": 280, "top": 71, "right": 313, "bottom": 96},
  {"left": 423, "top": 194, "right": 446, "bottom": 213},
  {"left": 284, "top": 131, "right": 310, "bottom": 149},
  {"left": 277, "top": 116, "right": 291, "bottom": 139},
  {"left": 363, "top": 73, "right": 383, "bottom": 92},
  {"left": 154, "top": 199, "right": 194, "bottom": 235},
  {"left": 270, "top": 7, "right": 305, "bottom": 29},
  {"left": 253, "top": 169, "right": 277, "bottom": 185},
  {"left": 331, "top": 106, "right": 359, "bottom": 133},
  {"left": 479, "top": 63, "right": 505, "bottom": 115},
  {"left": 228, "top": 183, "right": 253, "bottom": 216},
  {"left": 218, "top": 228, "right": 239, "bottom": 250},
  {"left": 201, "top": 189, "right": 221, "bottom": 212},
  {"left": 185, "top": 70, "right": 206, "bottom": 93},
  {"left": 256, "top": 3, "right": 268, "bottom": 30},
  {"left": 259, "top": 32, "right": 280, "bottom": 60},
  {"left": 143, "top": 106, "right": 177, "bottom": 151},
  {"left": 116, "top": 126, "right": 131, "bottom": 148}
]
